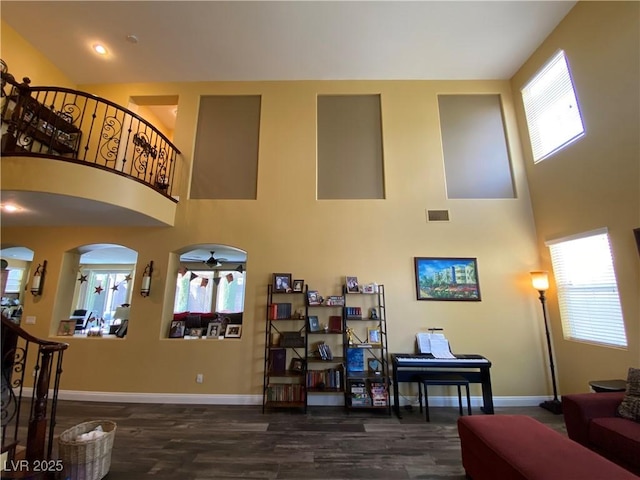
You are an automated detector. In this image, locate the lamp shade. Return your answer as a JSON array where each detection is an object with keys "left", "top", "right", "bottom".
[{"left": 530, "top": 271, "right": 549, "bottom": 291}]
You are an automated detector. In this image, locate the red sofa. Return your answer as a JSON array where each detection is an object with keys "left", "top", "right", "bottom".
[
  {"left": 562, "top": 392, "right": 640, "bottom": 476},
  {"left": 457, "top": 414, "right": 637, "bottom": 480}
]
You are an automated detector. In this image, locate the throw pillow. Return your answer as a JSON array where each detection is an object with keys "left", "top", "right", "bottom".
[{"left": 617, "top": 367, "right": 640, "bottom": 422}]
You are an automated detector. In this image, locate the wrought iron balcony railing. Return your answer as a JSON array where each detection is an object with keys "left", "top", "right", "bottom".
[{"left": 0, "top": 59, "right": 180, "bottom": 199}]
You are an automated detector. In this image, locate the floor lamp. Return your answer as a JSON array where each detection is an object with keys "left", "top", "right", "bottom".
[{"left": 530, "top": 271, "right": 563, "bottom": 414}]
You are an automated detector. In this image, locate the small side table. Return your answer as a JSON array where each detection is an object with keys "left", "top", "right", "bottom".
[{"left": 588, "top": 379, "right": 627, "bottom": 393}]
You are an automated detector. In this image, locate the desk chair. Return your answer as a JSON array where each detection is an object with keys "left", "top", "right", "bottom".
[{"left": 418, "top": 373, "right": 471, "bottom": 422}]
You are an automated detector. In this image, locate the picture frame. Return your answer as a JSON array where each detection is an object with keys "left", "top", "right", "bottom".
[
  {"left": 292, "top": 279, "right": 304, "bottom": 292},
  {"left": 289, "top": 357, "right": 305, "bottom": 373},
  {"left": 57, "top": 319, "right": 76, "bottom": 336},
  {"left": 188, "top": 327, "right": 203, "bottom": 337},
  {"left": 169, "top": 320, "right": 186, "bottom": 338},
  {"left": 307, "top": 315, "right": 321, "bottom": 332},
  {"left": 367, "top": 327, "right": 381, "bottom": 345},
  {"left": 307, "top": 290, "right": 321, "bottom": 305},
  {"left": 114, "top": 319, "right": 128, "bottom": 338},
  {"left": 225, "top": 324, "right": 242, "bottom": 338},
  {"left": 414, "top": 257, "right": 481, "bottom": 301},
  {"left": 272, "top": 273, "right": 292, "bottom": 292},
  {"left": 346, "top": 276, "right": 359, "bottom": 293},
  {"left": 368, "top": 358, "right": 382, "bottom": 374},
  {"left": 207, "top": 322, "right": 222, "bottom": 338}
]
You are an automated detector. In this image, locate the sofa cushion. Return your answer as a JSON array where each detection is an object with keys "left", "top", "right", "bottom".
[
  {"left": 458, "top": 415, "right": 638, "bottom": 480},
  {"left": 617, "top": 367, "right": 640, "bottom": 422},
  {"left": 590, "top": 417, "right": 640, "bottom": 470}
]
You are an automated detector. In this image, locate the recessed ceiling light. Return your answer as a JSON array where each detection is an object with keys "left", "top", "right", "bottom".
[{"left": 93, "top": 44, "right": 108, "bottom": 55}]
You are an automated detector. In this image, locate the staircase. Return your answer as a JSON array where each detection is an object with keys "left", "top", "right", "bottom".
[{"left": 1, "top": 315, "right": 68, "bottom": 479}]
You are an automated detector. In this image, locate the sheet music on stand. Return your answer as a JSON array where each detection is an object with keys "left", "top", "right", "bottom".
[{"left": 416, "top": 331, "right": 455, "bottom": 359}]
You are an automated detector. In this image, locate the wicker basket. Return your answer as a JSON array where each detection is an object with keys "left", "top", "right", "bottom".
[{"left": 58, "top": 420, "right": 117, "bottom": 480}]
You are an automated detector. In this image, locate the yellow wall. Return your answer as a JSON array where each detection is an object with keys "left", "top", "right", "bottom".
[
  {"left": 2, "top": 2, "right": 636, "bottom": 401},
  {"left": 0, "top": 21, "right": 75, "bottom": 88},
  {"left": 1, "top": 78, "right": 548, "bottom": 399},
  {"left": 511, "top": 1, "right": 640, "bottom": 392}
]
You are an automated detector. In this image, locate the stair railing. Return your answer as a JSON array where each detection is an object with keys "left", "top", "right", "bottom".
[{"left": 1, "top": 314, "right": 68, "bottom": 470}]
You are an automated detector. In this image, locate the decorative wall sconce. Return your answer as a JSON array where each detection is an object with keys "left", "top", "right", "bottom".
[
  {"left": 31, "top": 260, "right": 47, "bottom": 296},
  {"left": 140, "top": 261, "right": 153, "bottom": 297}
]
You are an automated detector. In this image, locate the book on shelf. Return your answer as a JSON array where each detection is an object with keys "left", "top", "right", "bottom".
[
  {"left": 328, "top": 315, "right": 342, "bottom": 333},
  {"left": 270, "top": 348, "right": 287, "bottom": 373},
  {"left": 350, "top": 381, "right": 371, "bottom": 406},
  {"left": 345, "top": 306, "right": 362, "bottom": 319},
  {"left": 306, "top": 366, "right": 342, "bottom": 390},
  {"left": 370, "top": 382, "right": 388, "bottom": 406},
  {"left": 269, "top": 303, "right": 293, "bottom": 320},
  {"left": 316, "top": 342, "right": 333, "bottom": 360},
  {"left": 266, "top": 384, "right": 305, "bottom": 403},
  {"left": 346, "top": 348, "right": 364, "bottom": 372}
]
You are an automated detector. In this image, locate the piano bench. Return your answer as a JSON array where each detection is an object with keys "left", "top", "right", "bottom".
[{"left": 418, "top": 373, "right": 471, "bottom": 422}]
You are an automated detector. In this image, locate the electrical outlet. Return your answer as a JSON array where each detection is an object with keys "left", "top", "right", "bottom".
[
  {"left": 196, "top": 374, "right": 204, "bottom": 384},
  {"left": 25, "top": 316, "right": 36, "bottom": 325}
]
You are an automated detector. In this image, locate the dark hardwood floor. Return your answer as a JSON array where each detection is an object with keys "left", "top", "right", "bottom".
[{"left": 50, "top": 400, "right": 567, "bottom": 479}]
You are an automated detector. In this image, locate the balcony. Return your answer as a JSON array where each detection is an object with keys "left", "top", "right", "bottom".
[{"left": 0, "top": 60, "right": 181, "bottom": 227}]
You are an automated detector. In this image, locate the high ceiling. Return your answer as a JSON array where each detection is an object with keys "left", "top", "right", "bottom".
[
  {"left": 0, "top": 1, "right": 577, "bottom": 229},
  {"left": 1, "top": 1, "right": 576, "bottom": 84}
]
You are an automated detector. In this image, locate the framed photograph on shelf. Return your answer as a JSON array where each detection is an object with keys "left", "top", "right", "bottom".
[
  {"left": 308, "top": 315, "right": 321, "bottom": 332},
  {"left": 207, "top": 322, "right": 222, "bottom": 338},
  {"left": 292, "top": 279, "right": 304, "bottom": 292},
  {"left": 289, "top": 357, "right": 305, "bottom": 373},
  {"left": 414, "top": 257, "right": 481, "bottom": 301},
  {"left": 188, "top": 327, "right": 203, "bottom": 338},
  {"left": 272, "top": 273, "right": 292, "bottom": 292},
  {"left": 225, "top": 324, "right": 242, "bottom": 338},
  {"left": 169, "top": 320, "right": 186, "bottom": 338},
  {"left": 368, "top": 358, "right": 382, "bottom": 374},
  {"left": 57, "top": 319, "right": 76, "bottom": 336},
  {"left": 307, "top": 290, "right": 321, "bottom": 305},
  {"left": 362, "top": 284, "right": 375, "bottom": 294},
  {"left": 114, "top": 319, "right": 128, "bottom": 338},
  {"left": 346, "top": 276, "right": 359, "bottom": 293},
  {"left": 367, "top": 327, "right": 382, "bottom": 345}
]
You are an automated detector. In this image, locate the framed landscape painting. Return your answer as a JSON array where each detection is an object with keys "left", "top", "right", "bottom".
[{"left": 414, "top": 257, "right": 481, "bottom": 301}]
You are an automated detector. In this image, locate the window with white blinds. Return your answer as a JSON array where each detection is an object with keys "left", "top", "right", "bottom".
[
  {"left": 521, "top": 50, "right": 585, "bottom": 163},
  {"left": 4, "top": 268, "right": 24, "bottom": 293},
  {"left": 546, "top": 229, "right": 627, "bottom": 348}
]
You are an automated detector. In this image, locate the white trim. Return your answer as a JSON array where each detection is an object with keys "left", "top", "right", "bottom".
[
  {"left": 45, "top": 388, "right": 259, "bottom": 405},
  {"left": 398, "top": 395, "right": 551, "bottom": 408},
  {"left": 545, "top": 227, "right": 608, "bottom": 246},
  {"left": 23, "top": 388, "right": 550, "bottom": 408}
]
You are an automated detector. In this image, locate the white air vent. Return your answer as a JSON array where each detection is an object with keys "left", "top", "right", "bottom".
[{"left": 426, "top": 210, "right": 450, "bottom": 222}]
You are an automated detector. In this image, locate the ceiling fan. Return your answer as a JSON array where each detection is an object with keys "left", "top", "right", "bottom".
[
  {"left": 181, "top": 250, "right": 228, "bottom": 267},
  {"left": 202, "top": 251, "right": 228, "bottom": 268}
]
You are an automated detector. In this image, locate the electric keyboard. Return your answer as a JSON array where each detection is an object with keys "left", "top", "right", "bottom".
[
  {"left": 391, "top": 352, "right": 494, "bottom": 417},
  {"left": 393, "top": 353, "right": 490, "bottom": 365}
]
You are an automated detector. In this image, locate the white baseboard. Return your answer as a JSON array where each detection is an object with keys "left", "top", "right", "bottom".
[
  {"left": 398, "top": 395, "right": 550, "bottom": 408},
  {"left": 23, "top": 388, "right": 550, "bottom": 408}
]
